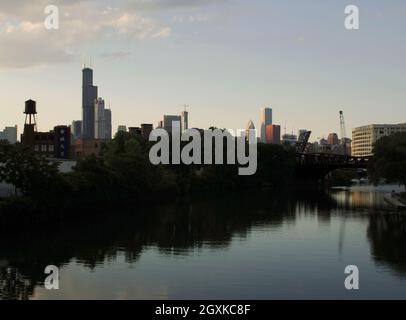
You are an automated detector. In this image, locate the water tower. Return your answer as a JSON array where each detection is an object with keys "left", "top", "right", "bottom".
[{"left": 24, "top": 99, "right": 37, "bottom": 131}]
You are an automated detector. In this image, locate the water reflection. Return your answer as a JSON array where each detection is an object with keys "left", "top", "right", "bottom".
[{"left": 1, "top": 187, "right": 406, "bottom": 299}]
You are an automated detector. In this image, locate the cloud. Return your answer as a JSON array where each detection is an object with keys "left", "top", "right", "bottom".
[
  {"left": 0, "top": 0, "right": 171, "bottom": 69},
  {"left": 172, "top": 14, "right": 210, "bottom": 23},
  {"left": 100, "top": 51, "right": 131, "bottom": 61},
  {"left": 128, "top": 0, "right": 227, "bottom": 11}
]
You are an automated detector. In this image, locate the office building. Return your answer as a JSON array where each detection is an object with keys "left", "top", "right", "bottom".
[
  {"left": 0, "top": 126, "right": 17, "bottom": 144},
  {"left": 163, "top": 115, "right": 181, "bottom": 134},
  {"left": 181, "top": 110, "right": 189, "bottom": 132},
  {"left": 104, "top": 108, "right": 112, "bottom": 140},
  {"left": 352, "top": 123, "right": 406, "bottom": 157},
  {"left": 245, "top": 120, "right": 256, "bottom": 143},
  {"left": 260, "top": 108, "right": 273, "bottom": 143},
  {"left": 82, "top": 67, "right": 98, "bottom": 139},
  {"left": 266, "top": 124, "right": 281, "bottom": 144},
  {"left": 72, "top": 120, "right": 82, "bottom": 141},
  {"left": 141, "top": 124, "right": 153, "bottom": 140},
  {"left": 327, "top": 133, "right": 339, "bottom": 146},
  {"left": 94, "top": 98, "right": 112, "bottom": 140},
  {"left": 94, "top": 98, "right": 106, "bottom": 139}
]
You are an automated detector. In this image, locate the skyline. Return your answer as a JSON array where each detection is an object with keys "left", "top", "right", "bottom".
[{"left": 1, "top": 1, "right": 406, "bottom": 140}]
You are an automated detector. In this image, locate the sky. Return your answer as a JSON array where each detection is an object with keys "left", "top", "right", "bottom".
[{"left": 1, "top": 0, "right": 405, "bottom": 141}]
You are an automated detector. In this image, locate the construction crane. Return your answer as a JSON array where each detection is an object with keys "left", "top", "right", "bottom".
[{"left": 339, "top": 110, "right": 348, "bottom": 156}]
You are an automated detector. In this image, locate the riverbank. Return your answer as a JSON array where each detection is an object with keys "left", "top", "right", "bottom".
[{"left": 384, "top": 192, "right": 406, "bottom": 210}]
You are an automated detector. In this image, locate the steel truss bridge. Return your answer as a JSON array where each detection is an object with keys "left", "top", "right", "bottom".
[{"left": 295, "top": 153, "right": 372, "bottom": 181}]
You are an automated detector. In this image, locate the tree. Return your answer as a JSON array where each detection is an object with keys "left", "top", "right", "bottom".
[
  {"left": 369, "top": 133, "right": 406, "bottom": 187},
  {"left": 0, "top": 143, "right": 64, "bottom": 200}
]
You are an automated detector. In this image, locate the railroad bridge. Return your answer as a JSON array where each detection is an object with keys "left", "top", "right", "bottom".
[{"left": 295, "top": 153, "right": 372, "bottom": 181}]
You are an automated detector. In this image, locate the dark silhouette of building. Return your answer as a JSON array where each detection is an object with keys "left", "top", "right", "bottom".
[
  {"left": 21, "top": 100, "right": 71, "bottom": 159},
  {"left": 141, "top": 124, "right": 153, "bottom": 140},
  {"left": 82, "top": 67, "right": 98, "bottom": 139}
]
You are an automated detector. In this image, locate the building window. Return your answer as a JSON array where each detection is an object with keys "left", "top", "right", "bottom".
[
  {"left": 49, "top": 145, "right": 54, "bottom": 152},
  {"left": 41, "top": 145, "right": 47, "bottom": 152},
  {"left": 34, "top": 145, "right": 39, "bottom": 152}
]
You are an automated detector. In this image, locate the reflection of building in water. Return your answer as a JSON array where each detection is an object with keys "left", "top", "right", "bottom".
[
  {"left": 331, "top": 189, "right": 389, "bottom": 210},
  {"left": 0, "top": 266, "right": 34, "bottom": 300},
  {"left": 367, "top": 214, "right": 406, "bottom": 276}
]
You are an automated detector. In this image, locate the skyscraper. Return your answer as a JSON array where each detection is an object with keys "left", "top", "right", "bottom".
[
  {"left": 104, "top": 108, "right": 112, "bottom": 140},
  {"left": 266, "top": 125, "right": 281, "bottom": 144},
  {"left": 245, "top": 120, "right": 256, "bottom": 143},
  {"left": 82, "top": 67, "right": 98, "bottom": 139},
  {"left": 163, "top": 115, "right": 181, "bottom": 134},
  {"left": 327, "top": 133, "right": 339, "bottom": 145},
  {"left": 260, "top": 108, "right": 273, "bottom": 143},
  {"left": 72, "top": 120, "right": 82, "bottom": 141},
  {"left": 94, "top": 98, "right": 106, "bottom": 139},
  {"left": 181, "top": 109, "right": 189, "bottom": 132}
]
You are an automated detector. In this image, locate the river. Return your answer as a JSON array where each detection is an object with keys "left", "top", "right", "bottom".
[{"left": 1, "top": 185, "right": 405, "bottom": 300}]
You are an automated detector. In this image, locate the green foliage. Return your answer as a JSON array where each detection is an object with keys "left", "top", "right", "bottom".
[
  {"left": 192, "top": 142, "right": 296, "bottom": 191},
  {"left": 369, "top": 133, "right": 406, "bottom": 186},
  {"left": 254, "top": 143, "right": 296, "bottom": 187},
  {"left": 0, "top": 143, "right": 66, "bottom": 202},
  {"left": 1, "top": 133, "right": 299, "bottom": 214},
  {"left": 68, "top": 133, "right": 179, "bottom": 206}
]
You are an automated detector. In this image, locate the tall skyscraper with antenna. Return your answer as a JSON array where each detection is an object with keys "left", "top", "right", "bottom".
[{"left": 82, "top": 66, "right": 98, "bottom": 139}]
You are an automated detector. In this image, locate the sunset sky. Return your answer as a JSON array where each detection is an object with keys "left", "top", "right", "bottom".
[{"left": 1, "top": 0, "right": 405, "bottom": 140}]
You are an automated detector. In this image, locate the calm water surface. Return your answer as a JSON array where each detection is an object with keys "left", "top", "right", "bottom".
[{"left": 1, "top": 185, "right": 406, "bottom": 300}]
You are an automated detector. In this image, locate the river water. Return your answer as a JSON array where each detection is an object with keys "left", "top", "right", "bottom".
[{"left": 1, "top": 185, "right": 406, "bottom": 300}]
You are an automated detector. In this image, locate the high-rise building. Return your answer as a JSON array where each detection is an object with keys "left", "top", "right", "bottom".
[
  {"left": 82, "top": 67, "right": 98, "bottom": 139},
  {"left": 260, "top": 108, "right": 273, "bottom": 143},
  {"left": 352, "top": 123, "right": 406, "bottom": 157},
  {"left": 71, "top": 120, "right": 82, "bottom": 141},
  {"left": 141, "top": 124, "right": 153, "bottom": 140},
  {"left": 327, "top": 133, "right": 339, "bottom": 145},
  {"left": 94, "top": 98, "right": 112, "bottom": 140},
  {"left": 104, "top": 108, "right": 112, "bottom": 140},
  {"left": 266, "top": 124, "right": 281, "bottom": 144},
  {"left": 163, "top": 115, "right": 181, "bottom": 134},
  {"left": 94, "top": 98, "right": 106, "bottom": 139},
  {"left": 0, "top": 126, "right": 17, "bottom": 144},
  {"left": 181, "top": 110, "right": 189, "bottom": 132},
  {"left": 245, "top": 120, "right": 256, "bottom": 143}
]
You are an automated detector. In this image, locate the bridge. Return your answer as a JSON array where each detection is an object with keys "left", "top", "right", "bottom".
[{"left": 295, "top": 153, "right": 372, "bottom": 182}]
